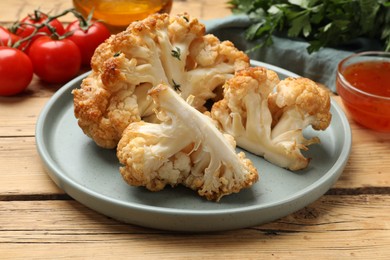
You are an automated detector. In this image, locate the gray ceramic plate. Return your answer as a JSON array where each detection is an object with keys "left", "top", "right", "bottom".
[{"left": 36, "top": 60, "right": 352, "bottom": 232}]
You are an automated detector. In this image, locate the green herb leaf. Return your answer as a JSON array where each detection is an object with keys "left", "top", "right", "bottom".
[
  {"left": 287, "top": 11, "right": 310, "bottom": 37},
  {"left": 231, "top": 0, "right": 390, "bottom": 53},
  {"left": 172, "top": 79, "right": 181, "bottom": 92},
  {"left": 171, "top": 47, "right": 181, "bottom": 61}
]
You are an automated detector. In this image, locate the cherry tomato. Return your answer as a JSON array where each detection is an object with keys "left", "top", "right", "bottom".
[
  {"left": 0, "top": 46, "right": 33, "bottom": 96},
  {"left": 66, "top": 20, "right": 110, "bottom": 66},
  {"left": 15, "top": 11, "right": 65, "bottom": 50},
  {"left": 28, "top": 36, "right": 81, "bottom": 84},
  {"left": 0, "top": 26, "right": 21, "bottom": 47}
]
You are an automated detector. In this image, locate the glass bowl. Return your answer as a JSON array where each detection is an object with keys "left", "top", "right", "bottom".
[{"left": 336, "top": 51, "right": 390, "bottom": 132}]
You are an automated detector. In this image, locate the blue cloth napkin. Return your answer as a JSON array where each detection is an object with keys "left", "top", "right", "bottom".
[{"left": 203, "top": 14, "right": 383, "bottom": 93}]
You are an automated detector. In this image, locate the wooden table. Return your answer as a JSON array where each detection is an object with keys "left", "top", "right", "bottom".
[{"left": 1, "top": 0, "right": 389, "bottom": 258}]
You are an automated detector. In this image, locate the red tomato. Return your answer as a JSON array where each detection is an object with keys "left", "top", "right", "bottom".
[
  {"left": 66, "top": 20, "right": 110, "bottom": 66},
  {"left": 0, "top": 46, "right": 33, "bottom": 96},
  {"left": 28, "top": 36, "right": 81, "bottom": 84},
  {"left": 0, "top": 26, "right": 21, "bottom": 47},
  {"left": 16, "top": 12, "right": 65, "bottom": 50}
]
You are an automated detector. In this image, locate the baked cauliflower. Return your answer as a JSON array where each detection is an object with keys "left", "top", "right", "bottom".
[
  {"left": 211, "top": 67, "right": 331, "bottom": 171},
  {"left": 73, "top": 13, "right": 249, "bottom": 148},
  {"left": 117, "top": 84, "right": 258, "bottom": 201}
]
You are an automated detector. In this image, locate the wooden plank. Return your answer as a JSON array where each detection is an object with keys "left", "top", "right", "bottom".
[
  {"left": 0, "top": 137, "right": 62, "bottom": 195},
  {"left": 0, "top": 0, "right": 231, "bottom": 24},
  {"left": 0, "top": 96, "right": 49, "bottom": 137},
  {"left": 0, "top": 195, "right": 389, "bottom": 258},
  {"left": 0, "top": 0, "right": 74, "bottom": 24},
  {"left": 172, "top": 0, "right": 231, "bottom": 20}
]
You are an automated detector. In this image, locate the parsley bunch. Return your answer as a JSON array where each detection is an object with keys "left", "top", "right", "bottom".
[{"left": 229, "top": 0, "right": 390, "bottom": 53}]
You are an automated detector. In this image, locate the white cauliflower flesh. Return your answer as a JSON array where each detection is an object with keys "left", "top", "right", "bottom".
[
  {"left": 117, "top": 84, "right": 258, "bottom": 201},
  {"left": 211, "top": 67, "right": 332, "bottom": 171},
  {"left": 73, "top": 13, "right": 249, "bottom": 148}
]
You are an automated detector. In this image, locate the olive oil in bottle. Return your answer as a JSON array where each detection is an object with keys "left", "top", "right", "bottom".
[{"left": 73, "top": 0, "right": 173, "bottom": 33}]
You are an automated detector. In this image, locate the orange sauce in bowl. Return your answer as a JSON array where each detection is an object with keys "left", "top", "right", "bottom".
[
  {"left": 343, "top": 61, "right": 390, "bottom": 97},
  {"left": 336, "top": 60, "right": 390, "bottom": 132}
]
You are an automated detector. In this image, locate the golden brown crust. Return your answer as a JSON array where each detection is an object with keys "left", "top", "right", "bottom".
[
  {"left": 269, "top": 77, "right": 332, "bottom": 130},
  {"left": 72, "top": 75, "right": 121, "bottom": 148},
  {"left": 73, "top": 13, "right": 249, "bottom": 148}
]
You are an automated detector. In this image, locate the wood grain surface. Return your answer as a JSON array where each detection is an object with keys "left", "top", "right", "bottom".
[
  {"left": 0, "top": 0, "right": 389, "bottom": 258},
  {"left": 1, "top": 196, "right": 389, "bottom": 258}
]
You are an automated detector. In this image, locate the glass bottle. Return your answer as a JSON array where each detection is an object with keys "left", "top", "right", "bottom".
[{"left": 73, "top": 0, "right": 173, "bottom": 33}]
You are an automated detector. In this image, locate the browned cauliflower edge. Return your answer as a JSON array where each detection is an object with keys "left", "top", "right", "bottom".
[
  {"left": 72, "top": 13, "right": 249, "bottom": 149},
  {"left": 210, "top": 67, "right": 332, "bottom": 171},
  {"left": 117, "top": 84, "right": 259, "bottom": 201}
]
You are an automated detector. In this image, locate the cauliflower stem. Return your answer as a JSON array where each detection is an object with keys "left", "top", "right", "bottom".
[
  {"left": 73, "top": 13, "right": 249, "bottom": 148},
  {"left": 211, "top": 67, "right": 331, "bottom": 171},
  {"left": 117, "top": 84, "right": 258, "bottom": 201}
]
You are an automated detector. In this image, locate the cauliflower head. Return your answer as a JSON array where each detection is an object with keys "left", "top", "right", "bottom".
[
  {"left": 117, "top": 84, "right": 258, "bottom": 201},
  {"left": 210, "top": 67, "right": 332, "bottom": 171},
  {"left": 73, "top": 13, "right": 249, "bottom": 148}
]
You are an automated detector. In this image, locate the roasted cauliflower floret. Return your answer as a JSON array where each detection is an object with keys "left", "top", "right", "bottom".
[
  {"left": 117, "top": 84, "right": 258, "bottom": 201},
  {"left": 210, "top": 67, "right": 332, "bottom": 171},
  {"left": 73, "top": 13, "right": 249, "bottom": 148},
  {"left": 268, "top": 77, "right": 332, "bottom": 136}
]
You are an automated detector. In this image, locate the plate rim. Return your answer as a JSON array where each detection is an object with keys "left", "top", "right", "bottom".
[{"left": 35, "top": 60, "right": 352, "bottom": 230}]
